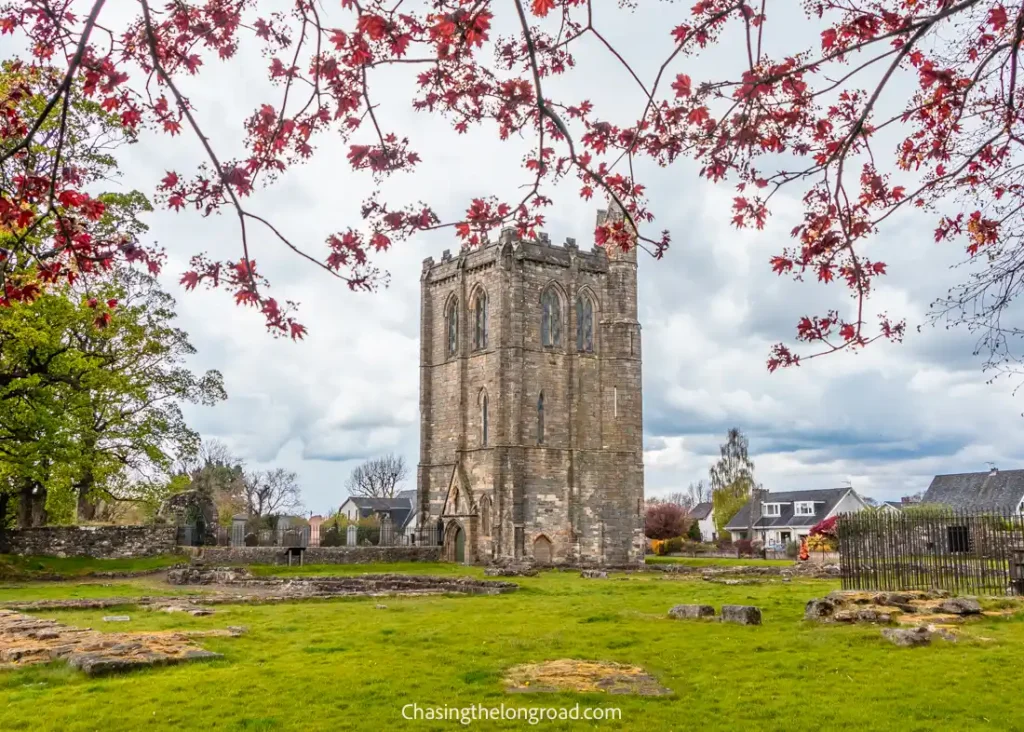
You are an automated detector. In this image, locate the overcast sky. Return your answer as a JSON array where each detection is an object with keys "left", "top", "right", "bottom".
[{"left": 12, "top": 3, "right": 1024, "bottom": 515}]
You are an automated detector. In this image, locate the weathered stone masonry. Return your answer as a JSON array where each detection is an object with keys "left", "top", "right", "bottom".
[
  {"left": 1, "top": 525, "right": 177, "bottom": 559},
  {"left": 418, "top": 207, "right": 645, "bottom": 566}
]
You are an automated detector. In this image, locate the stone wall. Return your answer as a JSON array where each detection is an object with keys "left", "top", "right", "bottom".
[
  {"left": 1, "top": 525, "right": 177, "bottom": 559},
  {"left": 180, "top": 545, "right": 442, "bottom": 565}
]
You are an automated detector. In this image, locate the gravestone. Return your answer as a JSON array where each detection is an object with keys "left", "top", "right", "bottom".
[{"left": 347, "top": 525, "right": 358, "bottom": 546}]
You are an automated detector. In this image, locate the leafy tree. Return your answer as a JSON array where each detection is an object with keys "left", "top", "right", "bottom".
[
  {"left": 710, "top": 428, "right": 759, "bottom": 538},
  {"left": 345, "top": 454, "right": 409, "bottom": 499},
  {"left": 0, "top": 273, "right": 225, "bottom": 526},
  {"left": 644, "top": 502, "right": 689, "bottom": 540},
  {"left": 5, "top": 2, "right": 1024, "bottom": 377}
]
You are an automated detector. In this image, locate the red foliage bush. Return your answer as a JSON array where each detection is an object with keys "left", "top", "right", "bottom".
[
  {"left": 810, "top": 516, "right": 839, "bottom": 538},
  {"left": 644, "top": 502, "right": 689, "bottom": 540}
]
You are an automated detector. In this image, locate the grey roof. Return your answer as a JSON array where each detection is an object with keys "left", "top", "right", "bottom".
[
  {"left": 923, "top": 470, "right": 1024, "bottom": 513},
  {"left": 883, "top": 501, "right": 903, "bottom": 510},
  {"left": 689, "top": 502, "right": 714, "bottom": 520},
  {"left": 724, "top": 488, "right": 852, "bottom": 530}
]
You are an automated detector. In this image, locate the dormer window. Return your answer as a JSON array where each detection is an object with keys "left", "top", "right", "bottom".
[
  {"left": 763, "top": 503, "right": 781, "bottom": 517},
  {"left": 795, "top": 501, "right": 816, "bottom": 516}
]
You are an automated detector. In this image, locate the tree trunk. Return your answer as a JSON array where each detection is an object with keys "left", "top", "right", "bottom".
[
  {"left": 76, "top": 471, "right": 97, "bottom": 522},
  {"left": 0, "top": 493, "right": 9, "bottom": 545},
  {"left": 17, "top": 482, "right": 48, "bottom": 528}
]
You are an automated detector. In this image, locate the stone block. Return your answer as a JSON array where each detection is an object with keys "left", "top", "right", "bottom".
[
  {"left": 668, "top": 604, "right": 715, "bottom": 620},
  {"left": 720, "top": 605, "right": 762, "bottom": 625},
  {"left": 804, "top": 598, "right": 836, "bottom": 621},
  {"left": 580, "top": 570, "right": 608, "bottom": 579},
  {"left": 936, "top": 597, "right": 981, "bottom": 615},
  {"left": 881, "top": 627, "right": 932, "bottom": 647}
]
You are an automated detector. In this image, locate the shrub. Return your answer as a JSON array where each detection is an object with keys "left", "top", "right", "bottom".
[
  {"left": 784, "top": 540, "right": 800, "bottom": 559},
  {"left": 320, "top": 526, "right": 344, "bottom": 547},
  {"left": 715, "top": 537, "right": 733, "bottom": 551},
  {"left": 809, "top": 515, "right": 838, "bottom": 538},
  {"left": 735, "top": 539, "right": 754, "bottom": 557},
  {"left": 807, "top": 534, "right": 836, "bottom": 552},
  {"left": 679, "top": 540, "right": 710, "bottom": 555},
  {"left": 686, "top": 521, "right": 702, "bottom": 542},
  {"left": 650, "top": 539, "right": 668, "bottom": 556},
  {"left": 644, "top": 502, "right": 689, "bottom": 540}
]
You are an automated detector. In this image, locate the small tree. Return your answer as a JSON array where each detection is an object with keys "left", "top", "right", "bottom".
[
  {"left": 243, "top": 469, "right": 303, "bottom": 518},
  {"left": 645, "top": 502, "right": 689, "bottom": 541},
  {"left": 345, "top": 454, "right": 409, "bottom": 499}
]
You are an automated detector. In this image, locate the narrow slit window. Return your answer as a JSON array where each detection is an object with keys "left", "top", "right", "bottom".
[
  {"left": 481, "top": 392, "right": 489, "bottom": 446},
  {"left": 537, "top": 392, "right": 545, "bottom": 444}
]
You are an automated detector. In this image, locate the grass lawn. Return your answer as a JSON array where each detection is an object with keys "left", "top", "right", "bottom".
[
  {"left": 0, "top": 554, "right": 187, "bottom": 581},
  {"left": 644, "top": 556, "right": 795, "bottom": 567},
  {"left": 0, "top": 561, "right": 1022, "bottom": 731}
]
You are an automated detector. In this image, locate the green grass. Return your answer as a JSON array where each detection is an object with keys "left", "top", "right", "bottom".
[
  {"left": 0, "top": 554, "right": 186, "bottom": 581},
  {"left": 645, "top": 555, "right": 794, "bottom": 567},
  {"left": 0, "top": 563, "right": 1022, "bottom": 731}
]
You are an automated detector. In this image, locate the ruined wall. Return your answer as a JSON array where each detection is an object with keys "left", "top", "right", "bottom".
[
  {"left": 182, "top": 545, "right": 442, "bottom": 565},
  {"left": 1, "top": 525, "right": 178, "bottom": 559}
]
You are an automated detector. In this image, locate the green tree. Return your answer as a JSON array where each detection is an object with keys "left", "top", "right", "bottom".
[
  {"left": 709, "top": 428, "right": 759, "bottom": 539},
  {"left": 0, "top": 272, "right": 225, "bottom": 526}
]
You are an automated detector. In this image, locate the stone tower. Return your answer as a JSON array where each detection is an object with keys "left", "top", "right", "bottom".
[{"left": 417, "top": 206, "right": 644, "bottom": 566}]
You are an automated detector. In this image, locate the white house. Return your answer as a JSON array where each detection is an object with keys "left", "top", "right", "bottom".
[
  {"left": 337, "top": 489, "right": 418, "bottom": 530},
  {"left": 688, "top": 502, "right": 716, "bottom": 542},
  {"left": 724, "top": 487, "right": 869, "bottom": 547}
]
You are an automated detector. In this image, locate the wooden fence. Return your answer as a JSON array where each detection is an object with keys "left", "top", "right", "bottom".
[{"left": 838, "top": 509, "right": 1024, "bottom": 595}]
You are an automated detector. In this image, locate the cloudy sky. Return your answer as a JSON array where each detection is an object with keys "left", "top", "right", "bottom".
[{"left": 16, "top": 3, "right": 1024, "bottom": 514}]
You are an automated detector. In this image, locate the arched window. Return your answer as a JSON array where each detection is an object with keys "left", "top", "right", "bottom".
[
  {"left": 541, "top": 287, "right": 562, "bottom": 347},
  {"left": 575, "top": 294, "right": 594, "bottom": 352},
  {"left": 446, "top": 297, "right": 458, "bottom": 357},
  {"left": 473, "top": 289, "right": 488, "bottom": 350},
  {"left": 480, "top": 389, "right": 489, "bottom": 446},
  {"left": 480, "top": 495, "right": 492, "bottom": 536},
  {"left": 537, "top": 391, "right": 545, "bottom": 444}
]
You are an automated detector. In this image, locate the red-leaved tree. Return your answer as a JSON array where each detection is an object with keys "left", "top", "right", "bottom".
[
  {"left": 645, "top": 501, "right": 689, "bottom": 540},
  {"left": 3, "top": 1, "right": 1021, "bottom": 371}
]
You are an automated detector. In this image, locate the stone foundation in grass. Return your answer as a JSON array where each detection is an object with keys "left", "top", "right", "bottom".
[
  {"left": 504, "top": 659, "right": 672, "bottom": 696},
  {"left": 0, "top": 609, "right": 243, "bottom": 675}
]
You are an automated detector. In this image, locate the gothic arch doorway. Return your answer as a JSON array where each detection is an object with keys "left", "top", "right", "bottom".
[
  {"left": 533, "top": 535, "right": 552, "bottom": 564},
  {"left": 444, "top": 521, "right": 467, "bottom": 563}
]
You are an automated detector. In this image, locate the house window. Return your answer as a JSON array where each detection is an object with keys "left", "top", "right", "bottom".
[
  {"left": 537, "top": 392, "right": 544, "bottom": 444},
  {"left": 763, "top": 503, "right": 781, "bottom": 517},
  {"left": 473, "top": 289, "right": 488, "bottom": 349},
  {"left": 446, "top": 297, "right": 458, "bottom": 357},
  {"left": 541, "top": 287, "right": 562, "bottom": 347},
  {"left": 794, "top": 502, "right": 816, "bottom": 516},
  {"left": 575, "top": 294, "right": 594, "bottom": 352}
]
